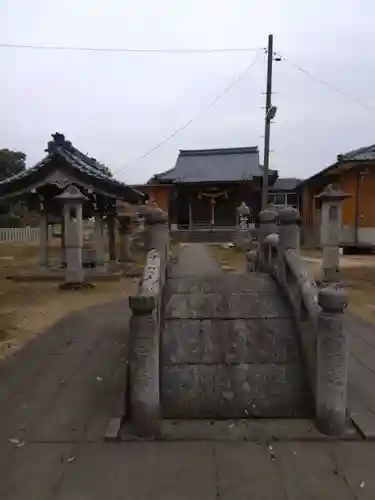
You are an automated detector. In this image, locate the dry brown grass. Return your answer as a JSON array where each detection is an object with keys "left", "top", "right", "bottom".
[
  {"left": 209, "top": 245, "right": 246, "bottom": 273},
  {"left": 0, "top": 240, "right": 142, "bottom": 359},
  {"left": 301, "top": 250, "right": 375, "bottom": 324}
]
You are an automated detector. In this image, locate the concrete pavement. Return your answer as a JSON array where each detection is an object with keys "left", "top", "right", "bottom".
[{"left": 2, "top": 440, "right": 375, "bottom": 499}]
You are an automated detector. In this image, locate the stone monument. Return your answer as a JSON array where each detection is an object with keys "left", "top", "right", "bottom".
[
  {"left": 56, "top": 185, "right": 87, "bottom": 287},
  {"left": 315, "top": 184, "right": 350, "bottom": 283}
]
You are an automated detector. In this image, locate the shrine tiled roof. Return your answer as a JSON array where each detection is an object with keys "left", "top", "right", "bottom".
[
  {"left": 0, "top": 133, "right": 146, "bottom": 203},
  {"left": 151, "top": 147, "right": 278, "bottom": 184},
  {"left": 269, "top": 178, "right": 301, "bottom": 192},
  {"left": 338, "top": 144, "right": 375, "bottom": 162}
]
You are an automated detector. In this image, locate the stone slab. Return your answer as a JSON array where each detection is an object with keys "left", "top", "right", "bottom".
[
  {"left": 215, "top": 442, "right": 285, "bottom": 500},
  {"left": 161, "top": 364, "right": 310, "bottom": 418},
  {"left": 164, "top": 292, "right": 292, "bottom": 319},
  {"left": 54, "top": 442, "right": 216, "bottom": 500},
  {"left": 120, "top": 419, "right": 359, "bottom": 442},
  {"left": 330, "top": 442, "right": 375, "bottom": 499},
  {"left": 166, "top": 274, "right": 277, "bottom": 294},
  {"left": 0, "top": 442, "right": 74, "bottom": 500},
  {"left": 104, "top": 417, "right": 122, "bottom": 442},
  {"left": 348, "top": 385, "right": 375, "bottom": 440},
  {"left": 274, "top": 442, "right": 355, "bottom": 500},
  {"left": 162, "top": 318, "right": 299, "bottom": 364}
]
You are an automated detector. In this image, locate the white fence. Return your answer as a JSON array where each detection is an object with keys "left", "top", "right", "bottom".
[{"left": 0, "top": 227, "right": 41, "bottom": 243}]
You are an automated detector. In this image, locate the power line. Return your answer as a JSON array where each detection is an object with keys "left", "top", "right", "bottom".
[
  {"left": 0, "top": 42, "right": 263, "bottom": 54},
  {"left": 114, "top": 58, "right": 259, "bottom": 174},
  {"left": 279, "top": 53, "right": 375, "bottom": 113}
]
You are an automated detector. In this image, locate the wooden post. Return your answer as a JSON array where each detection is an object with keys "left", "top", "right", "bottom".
[
  {"left": 188, "top": 199, "right": 193, "bottom": 229},
  {"left": 210, "top": 199, "right": 215, "bottom": 229},
  {"left": 39, "top": 211, "right": 48, "bottom": 266},
  {"left": 107, "top": 216, "right": 116, "bottom": 262}
]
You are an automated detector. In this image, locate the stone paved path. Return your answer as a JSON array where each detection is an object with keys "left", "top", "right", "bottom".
[
  {"left": 1, "top": 244, "right": 375, "bottom": 498},
  {"left": 173, "top": 243, "right": 223, "bottom": 276}
]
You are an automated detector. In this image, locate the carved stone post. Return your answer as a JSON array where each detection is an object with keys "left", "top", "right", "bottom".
[
  {"left": 276, "top": 207, "right": 300, "bottom": 283},
  {"left": 56, "top": 186, "right": 87, "bottom": 285},
  {"left": 258, "top": 207, "right": 277, "bottom": 269},
  {"left": 246, "top": 249, "right": 258, "bottom": 273},
  {"left": 144, "top": 207, "right": 169, "bottom": 267},
  {"left": 278, "top": 206, "right": 300, "bottom": 252},
  {"left": 128, "top": 249, "right": 162, "bottom": 437},
  {"left": 315, "top": 184, "right": 350, "bottom": 283},
  {"left": 117, "top": 215, "right": 133, "bottom": 262},
  {"left": 316, "top": 284, "right": 348, "bottom": 435},
  {"left": 128, "top": 295, "right": 160, "bottom": 437},
  {"left": 94, "top": 213, "right": 106, "bottom": 271}
]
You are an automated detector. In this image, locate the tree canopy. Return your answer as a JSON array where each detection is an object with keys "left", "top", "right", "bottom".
[{"left": 0, "top": 149, "right": 26, "bottom": 181}]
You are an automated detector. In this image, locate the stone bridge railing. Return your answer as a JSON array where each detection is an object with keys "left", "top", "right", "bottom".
[
  {"left": 248, "top": 185, "right": 350, "bottom": 436},
  {"left": 128, "top": 206, "right": 169, "bottom": 437}
]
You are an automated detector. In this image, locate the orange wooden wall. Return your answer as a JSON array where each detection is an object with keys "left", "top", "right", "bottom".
[
  {"left": 357, "top": 166, "right": 375, "bottom": 226},
  {"left": 302, "top": 164, "right": 375, "bottom": 228},
  {"left": 143, "top": 185, "right": 170, "bottom": 212}
]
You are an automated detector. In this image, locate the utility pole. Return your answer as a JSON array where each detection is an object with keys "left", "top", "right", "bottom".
[{"left": 261, "top": 34, "right": 274, "bottom": 209}]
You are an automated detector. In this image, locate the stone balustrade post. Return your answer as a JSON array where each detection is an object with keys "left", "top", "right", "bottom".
[
  {"left": 245, "top": 249, "right": 258, "bottom": 273},
  {"left": 144, "top": 207, "right": 169, "bottom": 267},
  {"left": 258, "top": 207, "right": 278, "bottom": 269},
  {"left": 276, "top": 207, "right": 300, "bottom": 284},
  {"left": 129, "top": 293, "right": 160, "bottom": 437},
  {"left": 315, "top": 184, "right": 351, "bottom": 283},
  {"left": 277, "top": 206, "right": 300, "bottom": 252},
  {"left": 117, "top": 215, "right": 134, "bottom": 262},
  {"left": 316, "top": 284, "right": 348, "bottom": 436}
]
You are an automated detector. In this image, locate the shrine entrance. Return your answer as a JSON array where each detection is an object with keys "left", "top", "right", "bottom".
[{"left": 174, "top": 184, "right": 258, "bottom": 231}]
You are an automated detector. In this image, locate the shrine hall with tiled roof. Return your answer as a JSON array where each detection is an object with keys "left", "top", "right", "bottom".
[{"left": 0, "top": 133, "right": 145, "bottom": 204}]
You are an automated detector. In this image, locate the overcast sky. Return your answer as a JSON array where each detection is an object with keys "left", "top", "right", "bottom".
[{"left": 1, "top": 0, "right": 375, "bottom": 184}]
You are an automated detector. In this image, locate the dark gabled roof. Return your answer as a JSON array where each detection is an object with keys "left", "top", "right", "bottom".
[
  {"left": 0, "top": 133, "right": 145, "bottom": 203},
  {"left": 269, "top": 177, "right": 301, "bottom": 192},
  {"left": 299, "top": 143, "right": 375, "bottom": 188},
  {"left": 338, "top": 144, "right": 375, "bottom": 162},
  {"left": 151, "top": 146, "right": 276, "bottom": 184}
]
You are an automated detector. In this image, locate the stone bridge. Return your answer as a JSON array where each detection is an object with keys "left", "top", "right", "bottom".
[{"left": 126, "top": 188, "right": 349, "bottom": 439}]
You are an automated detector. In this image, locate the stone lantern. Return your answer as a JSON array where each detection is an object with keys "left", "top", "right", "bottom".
[
  {"left": 236, "top": 201, "right": 250, "bottom": 229},
  {"left": 315, "top": 184, "right": 351, "bottom": 283},
  {"left": 235, "top": 202, "right": 252, "bottom": 250},
  {"left": 56, "top": 185, "right": 87, "bottom": 286}
]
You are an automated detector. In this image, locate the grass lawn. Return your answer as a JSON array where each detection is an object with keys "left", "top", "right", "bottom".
[{"left": 0, "top": 239, "right": 144, "bottom": 359}]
